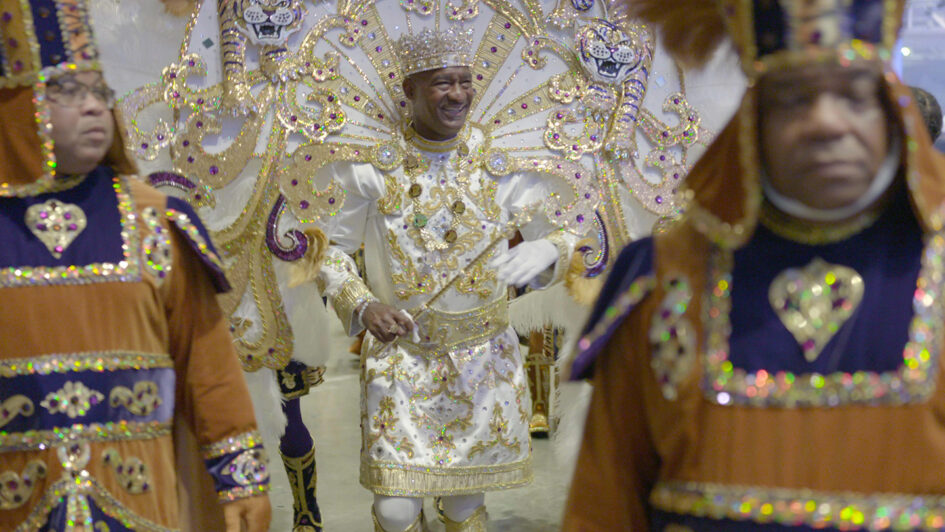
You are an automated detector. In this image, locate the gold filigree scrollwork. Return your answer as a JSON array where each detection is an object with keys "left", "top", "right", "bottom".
[
  {"left": 109, "top": 381, "right": 163, "bottom": 417},
  {"left": 276, "top": 82, "right": 346, "bottom": 145},
  {"left": 547, "top": 71, "right": 587, "bottom": 105},
  {"left": 545, "top": 106, "right": 606, "bottom": 160},
  {"left": 0, "top": 460, "right": 46, "bottom": 509},
  {"left": 102, "top": 448, "right": 151, "bottom": 494},
  {"left": 0, "top": 395, "right": 34, "bottom": 429},
  {"left": 171, "top": 95, "right": 269, "bottom": 190},
  {"left": 447, "top": 0, "right": 480, "bottom": 20},
  {"left": 467, "top": 404, "right": 521, "bottom": 459},
  {"left": 40, "top": 381, "right": 104, "bottom": 419},
  {"left": 400, "top": 0, "right": 436, "bottom": 16}
]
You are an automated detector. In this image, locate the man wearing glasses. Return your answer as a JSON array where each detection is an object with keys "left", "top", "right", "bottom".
[{"left": 0, "top": 3, "right": 270, "bottom": 531}]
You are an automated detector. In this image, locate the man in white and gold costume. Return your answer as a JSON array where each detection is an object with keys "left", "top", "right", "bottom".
[{"left": 310, "top": 27, "right": 574, "bottom": 532}]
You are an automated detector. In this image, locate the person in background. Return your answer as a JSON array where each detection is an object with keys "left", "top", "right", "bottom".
[
  {"left": 564, "top": 0, "right": 945, "bottom": 530},
  {"left": 0, "top": 2, "right": 270, "bottom": 530}
]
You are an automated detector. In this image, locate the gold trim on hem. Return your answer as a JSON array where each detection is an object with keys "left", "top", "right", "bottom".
[
  {"left": 759, "top": 197, "right": 887, "bottom": 246},
  {"left": 200, "top": 429, "right": 265, "bottom": 459},
  {"left": 651, "top": 480, "right": 945, "bottom": 531},
  {"left": 361, "top": 458, "right": 532, "bottom": 497}
]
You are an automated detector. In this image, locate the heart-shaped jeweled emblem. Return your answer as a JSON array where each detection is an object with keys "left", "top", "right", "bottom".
[
  {"left": 769, "top": 258, "right": 864, "bottom": 363},
  {"left": 24, "top": 199, "right": 87, "bottom": 259}
]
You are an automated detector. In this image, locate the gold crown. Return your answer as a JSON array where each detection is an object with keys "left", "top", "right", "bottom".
[{"left": 394, "top": 27, "right": 474, "bottom": 77}]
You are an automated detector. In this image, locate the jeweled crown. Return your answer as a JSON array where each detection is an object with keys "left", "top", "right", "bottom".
[{"left": 394, "top": 27, "right": 474, "bottom": 77}]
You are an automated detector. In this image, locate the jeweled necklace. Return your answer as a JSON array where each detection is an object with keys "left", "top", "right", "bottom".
[{"left": 403, "top": 126, "right": 475, "bottom": 252}]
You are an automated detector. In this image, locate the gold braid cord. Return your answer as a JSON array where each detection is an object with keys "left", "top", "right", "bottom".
[{"left": 119, "top": 0, "right": 714, "bottom": 370}]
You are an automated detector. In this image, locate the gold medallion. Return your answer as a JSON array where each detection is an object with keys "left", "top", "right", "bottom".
[
  {"left": 769, "top": 258, "right": 864, "bottom": 363},
  {"left": 24, "top": 199, "right": 88, "bottom": 259}
]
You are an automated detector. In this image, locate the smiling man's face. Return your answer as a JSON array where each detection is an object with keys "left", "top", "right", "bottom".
[{"left": 403, "top": 66, "right": 474, "bottom": 141}]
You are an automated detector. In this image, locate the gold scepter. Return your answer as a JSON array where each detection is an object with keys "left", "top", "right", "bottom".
[{"left": 368, "top": 207, "right": 537, "bottom": 357}]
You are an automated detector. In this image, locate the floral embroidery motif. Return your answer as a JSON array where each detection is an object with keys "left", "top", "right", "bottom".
[
  {"left": 109, "top": 381, "right": 162, "bottom": 416},
  {"left": 229, "top": 448, "right": 270, "bottom": 486},
  {"left": 467, "top": 405, "right": 521, "bottom": 459},
  {"left": 24, "top": 199, "right": 88, "bottom": 258},
  {"left": 0, "top": 460, "right": 47, "bottom": 509},
  {"left": 102, "top": 448, "right": 151, "bottom": 494},
  {"left": 0, "top": 395, "right": 34, "bottom": 429},
  {"left": 40, "top": 381, "right": 104, "bottom": 418},
  {"left": 769, "top": 258, "right": 864, "bottom": 363},
  {"left": 649, "top": 276, "right": 695, "bottom": 400},
  {"left": 141, "top": 207, "right": 173, "bottom": 284}
]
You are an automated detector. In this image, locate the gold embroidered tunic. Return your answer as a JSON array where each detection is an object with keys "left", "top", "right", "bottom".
[
  {"left": 315, "top": 128, "right": 573, "bottom": 496},
  {"left": 0, "top": 168, "right": 268, "bottom": 531}
]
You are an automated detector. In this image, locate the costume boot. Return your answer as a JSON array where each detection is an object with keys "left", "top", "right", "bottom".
[
  {"left": 444, "top": 505, "right": 487, "bottom": 532},
  {"left": 372, "top": 507, "right": 430, "bottom": 532},
  {"left": 281, "top": 446, "right": 323, "bottom": 532}
]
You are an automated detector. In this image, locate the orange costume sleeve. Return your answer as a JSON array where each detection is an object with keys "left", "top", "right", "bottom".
[{"left": 563, "top": 318, "right": 660, "bottom": 531}]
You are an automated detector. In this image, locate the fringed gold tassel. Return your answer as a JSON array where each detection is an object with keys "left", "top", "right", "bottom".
[
  {"left": 565, "top": 250, "right": 603, "bottom": 306},
  {"left": 288, "top": 228, "right": 329, "bottom": 288},
  {"left": 159, "top": 0, "right": 195, "bottom": 17}
]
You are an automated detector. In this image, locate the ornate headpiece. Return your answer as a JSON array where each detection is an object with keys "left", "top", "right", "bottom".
[
  {"left": 393, "top": 27, "right": 474, "bottom": 77},
  {"left": 0, "top": 0, "right": 132, "bottom": 197},
  {"left": 624, "top": 0, "right": 905, "bottom": 79}
]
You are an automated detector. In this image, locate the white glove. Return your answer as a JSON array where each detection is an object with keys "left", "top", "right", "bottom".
[{"left": 489, "top": 239, "right": 559, "bottom": 287}]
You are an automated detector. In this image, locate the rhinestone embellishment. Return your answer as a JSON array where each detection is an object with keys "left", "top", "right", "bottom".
[
  {"left": 769, "top": 258, "right": 864, "bottom": 363},
  {"left": 24, "top": 199, "right": 88, "bottom": 258}
]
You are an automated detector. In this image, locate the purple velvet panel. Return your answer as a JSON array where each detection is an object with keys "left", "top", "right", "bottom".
[
  {"left": 570, "top": 237, "right": 654, "bottom": 380},
  {"left": 729, "top": 188, "right": 921, "bottom": 376},
  {"left": 0, "top": 166, "right": 123, "bottom": 269}
]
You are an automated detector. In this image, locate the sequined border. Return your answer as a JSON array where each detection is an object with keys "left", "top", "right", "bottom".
[
  {"left": 0, "top": 351, "right": 172, "bottom": 377},
  {"left": 217, "top": 483, "right": 270, "bottom": 503},
  {"left": 650, "top": 480, "right": 945, "bottom": 531},
  {"left": 0, "top": 421, "right": 170, "bottom": 453},
  {"left": 0, "top": 175, "right": 142, "bottom": 287},
  {"left": 361, "top": 457, "right": 532, "bottom": 497},
  {"left": 14, "top": 476, "right": 176, "bottom": 532},
  {"left": 702, "top": 233, "right": 945, "bottom": 408},
  {"left": 199, "top": 429, "right": 264, "bottom": 460},
  {"left": 164, "top": 208, "right": 225, "bottom": 272}
]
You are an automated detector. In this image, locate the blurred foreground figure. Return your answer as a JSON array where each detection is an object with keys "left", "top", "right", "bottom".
[
  {"left": 0, "top": 1, "right": 270, "bottom": 530},
  {"left": 564, "top": 1, "right": 945, "bottom": 530}
]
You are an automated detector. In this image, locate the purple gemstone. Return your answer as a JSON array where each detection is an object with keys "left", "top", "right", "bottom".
[
  {"left": 361, "top": 19, "right": 368, "bottom": 25},
  {"left": 141, "top": 143, "right": 148, "bottom": 149},
  {"left": 39, "top": 212, "right": 48, "bottom": 219},
  {"left": 291, "top": 179, "right": 298, "bottom": 186},
  {"left": 157, "top": 134, "right": 165, "bottom": 141},
  {"left": 290, "top": 115, "right": 297, "bottom": 122},
  {"left": 68, "top": 224, "right": 77, "bottom": 231},
  {"left": 36, "top": 223, "right": 46, "bottom": 231},
  {"left": 328, "top": 197, "right": 335, "bottom": 205},
  {"left": 577, "top": 214, "right": 585, "bottom": 223},
  {"left": 209, "top": 166, "right": 219, "bottom": 175},
  {"left": 304, "top": 154, "right": 312, "bottom": 161},
  {"left": 196, "top": 98, "right": 204, "bottom": 105},
  {"left": 196, "top": 121, "right": 203, "bottom": 128},
  {"left": 491, "top": 46, "right": 497, "bottom": 53},
  {"left": 1, "top": 12, "right": 12, "bottom": 22},
  {"left": 655, "top": 196, "right": 663, "bottom": 204},
  {"left": 182, "top": 140, "right": 190, "bottom": 147},
  {"left": 187, "top": 156, "right": 194, "bottom": 163},
  {"left": 300, "top": 200, "right": 310, "bottom": 209}
]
